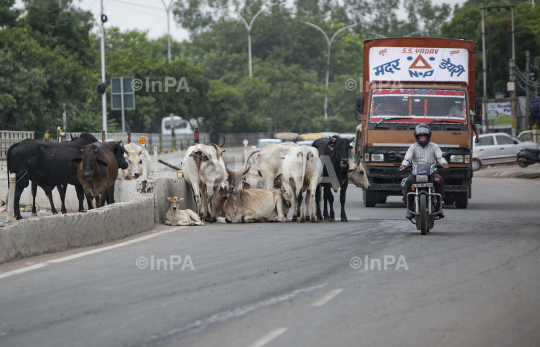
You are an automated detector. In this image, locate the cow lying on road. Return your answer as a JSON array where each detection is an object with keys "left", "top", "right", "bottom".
[
  {"left": 220, "top": 187, "right": 291, "bottom": 223},
  {"left": 165, "top": 197, "right": 204, "bottom": 226}
]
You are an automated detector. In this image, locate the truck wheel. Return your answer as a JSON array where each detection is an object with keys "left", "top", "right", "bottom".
[
  {"left": 454, "top": 192, "right": 468, "bottom": 209},
  {"left": 444, "top": 195, "right": 454, "bottom": 206},
  {"left": 376, "top": 193, "right": 387, "bottom": 204},
  {"left": 472, "top": 159, "right": 481, "bottom": 171},
  {"left": 420, "top": 194, "right": 428, "bottom": 235},
  {"left": 363, "top": 190, "right": 377, "bottom": 207}
]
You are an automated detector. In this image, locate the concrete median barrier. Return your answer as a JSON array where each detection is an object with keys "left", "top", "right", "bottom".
[{"left": 0, "top": 177, "right": 197, "bottom": 264}]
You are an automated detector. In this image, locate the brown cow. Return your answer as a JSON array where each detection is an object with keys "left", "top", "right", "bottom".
[{"left": 70, "top": 142, "right": 127, "bottom": 209}]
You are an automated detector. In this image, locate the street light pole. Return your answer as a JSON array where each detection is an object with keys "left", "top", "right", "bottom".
[
  {"left": 100, "top": 0, "right": 107, "bottom": 135},
  {"left": 218, "top": 1, "right": 283, "bottom": 77},
  {"left": 481, "top": 8, "right": 488, "bottom": 134},
  {"left": 161, "top": 0, "right": 174, "bottom": 62},
  {"left": 299, "top": 21, "right": 359, "bottom": 120}
]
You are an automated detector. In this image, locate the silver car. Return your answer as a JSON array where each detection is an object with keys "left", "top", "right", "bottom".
[{"left": 472, "top": 133, "right": 539, "bottom": 171}]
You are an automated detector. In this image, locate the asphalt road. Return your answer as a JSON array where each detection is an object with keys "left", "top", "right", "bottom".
[{"left": 1, "top": 177, "right": 539, "bottom": 347}]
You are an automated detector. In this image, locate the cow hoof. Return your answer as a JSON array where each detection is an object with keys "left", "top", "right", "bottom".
[
  {"left": 329, "top": 217, "right": 335, "bottom": 222},
  {"left": 311, "top": 218, "right": 320, "bottom": 223},
  {"left": 341, "top": 217, "right": 348, "bottom": 222},
  {"left": 316, "top": 215, "right": 323, "bottom": 221},
  {"left": 225, "top": 219, "right": 232, "bottom": 223},
  {"left": 204, "top": 217, "right": 213, "bottom": 223},
  {"left": 300, "top": 218, "right": 305, "bottom": 223},
  {"left": 31, "top": 213, "right": 37, "bottom": 217},
  {"left": 305, "top": 216, "right": 311, "bottom": 222},
  {"left": 292, "top": 216, "right": 298, "bottom": 222},
  {"left": 324, "top": 216, "right": 329, "bottom": 220},
  {"left": 212, "top": 217, "right": 217, "bottom": 223}
]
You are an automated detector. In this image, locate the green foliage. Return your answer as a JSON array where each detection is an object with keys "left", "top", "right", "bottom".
[{"left": 441, "top": 1, "right": 540, "bottom": 99}]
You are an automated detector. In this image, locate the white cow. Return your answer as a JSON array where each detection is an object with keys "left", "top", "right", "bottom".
[
  {"left": 221, "top": 187, "right": 290, "bottom": 223},
  {"left": 243, "top": 142, "right": 298, "bottom": 190},
  {"left": 118, "top": 142, "right": 152, "bottom": 180},
  {"left": 165, "top": 197, "right": 204, "bottom": 226},
  {"left": 348, "top": 162, "right": 370, "bottom": 189},
  {"left": 283, "top": 146, "right": 323, "bottom": 222},
  {"left": 182, "top": 136, "right": 227, "bottom": 222}
]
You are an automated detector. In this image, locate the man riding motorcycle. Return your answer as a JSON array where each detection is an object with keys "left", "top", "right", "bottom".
[{"left": 400, "top": 124, "right": 449, "bottom": 220}]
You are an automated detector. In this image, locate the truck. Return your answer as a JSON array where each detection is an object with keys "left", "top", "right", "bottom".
[{"left": 355, "top": 38, "right": 482, "bottom": 209}]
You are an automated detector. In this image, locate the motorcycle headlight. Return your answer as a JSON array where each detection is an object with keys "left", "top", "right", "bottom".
[
  {"left": 371, "top": 154, "right": 384, "bottom": 162},
  {"left": 450, "top": 155, "right": 464, "bottom": 163},
  {"left": 416, "top": 175, "right": 428, "bottom": 183}
]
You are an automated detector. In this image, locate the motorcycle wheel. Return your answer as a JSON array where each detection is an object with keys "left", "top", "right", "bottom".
[
  {"left": 518, "top": 161, "right": 529, "bottom": 168},
  {"left": 420, "top": 194, "right": 428, "bottom": 235}
]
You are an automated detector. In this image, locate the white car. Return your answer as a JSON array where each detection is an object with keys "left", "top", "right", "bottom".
[{"left": 472, "top": 133, "right": 539, "bottom": 171}]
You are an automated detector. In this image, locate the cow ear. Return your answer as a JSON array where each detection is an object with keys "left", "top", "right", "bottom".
[
  {"left": 179, "top": 198, "right": 184, "bottom": 201},
  {"left": 329, "top": 137, "right": 337, "bottom": 144},
  {"left": 328, "top": 146, "right": 335, "bottom": 151},
  {"left": 70, "top": 157, "right": 82, "bottom": 167},
  {"left": 96, "top": 158, "right": 108, "bottom": 167},
  {"left": 221, "top": 149, "right": 226, "bottom": 153},
  {"left": 243, "top": 182, "right": 252, "bottom": 189},
  {"left": 167, "top": 197, "right": 173, "bottom": 201}
]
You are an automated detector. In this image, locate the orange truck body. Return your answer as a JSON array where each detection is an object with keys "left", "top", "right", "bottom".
[{"left": 357, "top": 37, "right": 477, "bottom": 208}]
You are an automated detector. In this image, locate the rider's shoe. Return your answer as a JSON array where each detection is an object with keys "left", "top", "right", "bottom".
[{"left": 406, "top": 210, "right": 414, "bottom": 220}]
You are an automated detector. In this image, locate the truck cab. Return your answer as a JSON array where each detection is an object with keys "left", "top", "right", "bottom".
[{"left": 355, "top": 38, "right": 482, "bottom": 209}]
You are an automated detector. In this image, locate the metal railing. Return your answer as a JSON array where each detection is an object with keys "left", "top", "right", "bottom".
[
  {"left": 0, "top": 131, "right": 274, "bottom": 159},
  {"left": 0, "top": 131, "right": 35, "bottom": 159}
]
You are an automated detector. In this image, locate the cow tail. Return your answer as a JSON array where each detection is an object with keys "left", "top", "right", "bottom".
[
  {"left": 243, "top": 148, "right": 263, "bottom": 172},
  {"left": 298, "top": 151, "right": 308, "bottom": 205}
]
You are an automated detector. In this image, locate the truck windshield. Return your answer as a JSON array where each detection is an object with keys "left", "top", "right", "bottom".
[{"left": 369, "top": 89, "right": 467, "bottom": 124}]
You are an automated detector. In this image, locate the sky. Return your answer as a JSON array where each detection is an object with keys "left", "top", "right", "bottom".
[{"left": 15, "top": 0, "right": 469, "bottom": 42}]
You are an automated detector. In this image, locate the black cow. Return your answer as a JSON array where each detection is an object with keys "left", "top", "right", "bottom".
[
  {"left": 312, "top": 136, "right": 354, "bottom": 222},
  {"left": 7, "top": 133, "right": 100, "bottom": 219}
]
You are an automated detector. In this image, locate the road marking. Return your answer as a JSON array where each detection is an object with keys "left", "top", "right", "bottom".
[
  {"left": 47, "top": 227, "right": 186, "bottom": 263},
  {"left": 0, "top": 263, "right": 48, "bottom": 279},
  {"left": 140, "top": 283, "right": 327, "bottom": 345},
  {"left": 248, "top": 328, "right": 287, "bottom": 347},
  {"left": 312, "top": 288, "right": 343, "bottom": 307},
  {"left": 0, "top": 227, "right": 187, "bottom": 279}
]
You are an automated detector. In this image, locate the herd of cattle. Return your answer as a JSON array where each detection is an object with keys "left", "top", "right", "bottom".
[
  {"left": 5, "top": 132, "right": 370, "bottom": 224},
  {"left": 181, "top": 135, "right": 370, "bottom": 224},
  {"left": 6, "top": 133, "right": 151, "bottom": 220}
]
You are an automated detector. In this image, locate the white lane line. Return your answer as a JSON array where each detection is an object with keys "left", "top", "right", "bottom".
[
  {"left": 47, "top": 227, "right": 186, "bottom": 263},
  {"left": 140, "top": 283, "right": 327, "bottom": 345},
  {"left": 0, "top": 263, "right": 48, "bottom": 279},
  {"left": 0, "top": 227, "right": 187, "bottom": 279},
  {"left": 311, "top": 288, "right": 343, "bottom": 307},
  {"left": 248, "top": 328, "right": 287, "bottom": 347}
]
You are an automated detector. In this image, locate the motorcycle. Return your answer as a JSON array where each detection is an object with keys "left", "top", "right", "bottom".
[
  {"left": 401, "top": 163, "right": 445, "bottom": 235},
  {"left": 517, "top": 147, "right": 540, "bottom": 168}
]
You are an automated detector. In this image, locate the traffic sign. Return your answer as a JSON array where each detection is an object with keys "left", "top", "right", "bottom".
[{"left": 139, "top": 136, "right": 147, "bottom": 145}]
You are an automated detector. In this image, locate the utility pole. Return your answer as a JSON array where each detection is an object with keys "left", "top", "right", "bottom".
[
  {"left": 481, "top": 8, "right": 488, "bottom": 133},
  {"left": 299, "top": 21, "right": 359, "bottom": 120},
  {"left": 526, "top": 51, "right": 531, "bottom": 125},
  {"left": 510, "top": 7, "right": 517, "bottom": 137},
  {"left": 100, "top": 0, "right": 107, "bottom": 136}
]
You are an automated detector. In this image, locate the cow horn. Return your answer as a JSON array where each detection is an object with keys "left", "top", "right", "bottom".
[
  {"left": 218, "top": 135, "right": 225, "bottom": 148},
  {"left": 330, "top": 137, "right": 337, "bottom": 143},
  {"left": 242, "top": 164, "right": 251, "bottom": 176},
  {"left": 203, "top": 136, "right": 209, "bottom": 145},
  {"left": 115, "top": 140, "right": 123, "bottom": 145},
  {"left": 121, "top": 145, "right": 129, "bottom": 154}
]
